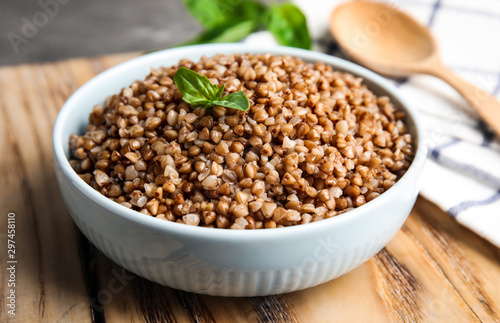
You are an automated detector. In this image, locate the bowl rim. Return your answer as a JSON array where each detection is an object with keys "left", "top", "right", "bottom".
[{"left": 53, "top": 43, "right": 426, "bottom": 241}]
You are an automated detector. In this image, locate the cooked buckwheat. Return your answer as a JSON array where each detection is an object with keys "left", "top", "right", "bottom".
[{"left": 69, "top": 53, "right": 414, "bottom": 229}]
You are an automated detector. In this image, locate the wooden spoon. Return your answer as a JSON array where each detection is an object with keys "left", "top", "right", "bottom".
[{"left": 330, "top": 1, "right": 500, "bottom": 136}]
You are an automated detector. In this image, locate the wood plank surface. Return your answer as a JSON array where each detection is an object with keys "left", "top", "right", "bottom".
[{"left": 1, "top": 53, "right": 499, "bottom": 323}]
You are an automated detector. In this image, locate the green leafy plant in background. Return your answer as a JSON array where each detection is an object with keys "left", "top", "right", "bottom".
[{"left": 181, "top": 0, "right": 311, "bottom": 49}]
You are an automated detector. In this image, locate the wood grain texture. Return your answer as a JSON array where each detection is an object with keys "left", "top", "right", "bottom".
[
  {"left": 0, "top": 63, "right": 92, "bottom": 322},
  {"left": 1, "top": 54, "right": 500, "bottom": 323},
  {"left": 373, "top": 248, "right": 423, "bottom": 322}
]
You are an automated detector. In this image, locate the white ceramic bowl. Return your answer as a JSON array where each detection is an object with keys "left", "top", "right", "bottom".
[{"left": 53, "top": 44, "right": 426, "bottom": 297}]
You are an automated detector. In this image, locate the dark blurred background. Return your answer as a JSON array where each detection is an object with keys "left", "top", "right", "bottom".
[{"left": 0, "top": 0, "right": 201, "bottom": 66}]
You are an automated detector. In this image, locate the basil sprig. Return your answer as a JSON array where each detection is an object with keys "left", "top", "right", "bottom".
[
  {"left": 173, "top": 67, "right": 250, "bottom": 111},
  {"left": 180, "top": 0, "right": 311, "bottom": 49},
  {"left": 265, "top": 3, "right": 311, "bottom": 50}
]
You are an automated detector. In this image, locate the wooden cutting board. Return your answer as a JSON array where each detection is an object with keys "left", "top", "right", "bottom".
[{"left": 1, "top": 53, "right": 500, "bottom": 323}]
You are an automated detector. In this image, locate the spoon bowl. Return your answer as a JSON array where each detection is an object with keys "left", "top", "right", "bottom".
[
  {"left": 330, "top": 1, "right": 439, "bottom": 77},
  {"left": 330, "top": 1, "right": 500, "bottom": 136}
]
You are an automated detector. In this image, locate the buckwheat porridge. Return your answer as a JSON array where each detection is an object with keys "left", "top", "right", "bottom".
[{"left": 69, "top": 53, "right": 414, "bottom": 229}]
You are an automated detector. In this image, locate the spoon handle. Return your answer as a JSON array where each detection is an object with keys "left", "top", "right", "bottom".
[{"left": 430, "top": 64, "right": 500, "bottom": 137}]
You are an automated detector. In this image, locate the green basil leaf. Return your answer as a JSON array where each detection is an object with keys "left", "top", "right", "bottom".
[
  {"left": 265, "top": 3, "right": 311, "bottom": 49},
  {"left": 213, "top": 91, "right": 250, "bottom": 111},
  {"left": 174, "top": 68, "right": 249, "bottom": 112},
  {"left": 215, "top": 84, "right": 225, "bottom": 100},
  {"left": 173, "top": 67, "right": 219, "bottom": 103},
  {"left": 227, "top": 1, "right": 266, "bottom": 25},
  {"left": 182, "top": 0, "right": 231, "bottom": 28},
  {"left": 182, "top": 0, "right": 265, "bottom": 29},
  {"left": 189, "top": 99, "right": 216, "bottom": 109},
  {"left": 182, "top": 19, "right": 258, "bottom": 46}
]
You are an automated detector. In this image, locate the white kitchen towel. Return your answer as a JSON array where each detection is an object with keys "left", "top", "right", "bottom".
[{"left": 245, "top": 0, "right": 500, "bottom": 247}]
